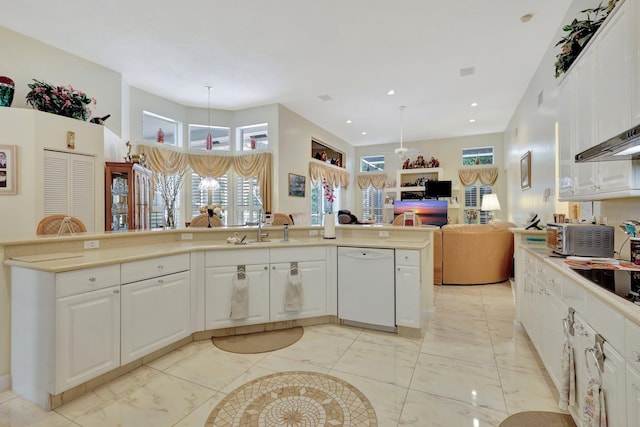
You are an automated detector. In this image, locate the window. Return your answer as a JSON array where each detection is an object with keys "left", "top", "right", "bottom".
[
  {"left": 462, "top": 147, "right": 494, "bottom": 166},
  {"left": 190, "top": 172, "right": 229, "bottom": 223},
  {"left": 464, "top": 183, "right": 492, "bottom": 224},
  {"left": 360, "top": 155, "right": 384, "bottom": 172},
  {"left": 238, "top": 124, "right": 268, "bottom": 151},
  {"left": 361, "top": 187, "right": 384, "bottom": 223},
  {"left": 311, "top": 180, "right": 340, "bottom": 225},
  {"left": 143, "top": 111, "right": 180, "bottom": 146},
  {"left": 189, "top": 125, "right": 230, "bottom": 151},
  {"left": 235, "top": 176, "right": 261, "bottom": 225}
]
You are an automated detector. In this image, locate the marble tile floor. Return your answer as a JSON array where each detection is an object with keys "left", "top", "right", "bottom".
[{"left": 0, "top": 282, "right": 564, "bottom": 427}]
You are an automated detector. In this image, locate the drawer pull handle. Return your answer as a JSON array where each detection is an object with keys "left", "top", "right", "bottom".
[
  {"left": 88, "top": 277, "right": 97, "bottom": 282},
  {"left": 633, "top": 351, "right": 640, "bottom": 364},
  {"left": 264, "top": 266, "right": 268, "bottom": 270},
  {"left": 158, "top": 279, "right": 164, "bottom": 284},
  {"left": 157, "top": 265, "right": 164, "bottom": 269},
  {"left": 113, "top": 289, "right": 120, "bottom": 294}
]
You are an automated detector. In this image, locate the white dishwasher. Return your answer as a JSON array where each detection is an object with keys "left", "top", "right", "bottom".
[{"left": 337, "top": 246, "right": 395, "bottom": 331}]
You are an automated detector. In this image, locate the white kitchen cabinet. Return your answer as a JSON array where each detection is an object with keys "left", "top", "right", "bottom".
[
  {"left": 270, "top": 260, "right": 327, "bottom": 321},
  {"left": 570, "top": 314, "right": 626, "bottom": 427},
  {"left": 558, "top": 74, "right": 576, "bottom": 199},
  {"left": 395, "top": 250, "right": 420, "bottom": 328},
  {"left": 204, "top": 264, "right": 270, "bottom": 329},
  {"left": 539, "top": 288, "right": 567, "bottom": 391},
  {"left": 625, "top": 318, "right": 640, "bottom": 427},
  {"left": 56, "top": 285, "right": 120, "bottom": 393},
  {"left": 11, "top": 264, "right": 122, "bottom": 409},
  {"left": 121, "top": 271, "right": 190, "bottom": 365},
  {"left": 627, "top": 364, "right": 640, "bottom": 427},
  {"left": 557, "top": 0, "right": 640, "bottom": 200}
]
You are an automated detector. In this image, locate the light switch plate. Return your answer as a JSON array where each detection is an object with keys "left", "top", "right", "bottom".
[
  {"left": 309, "top": 230, "right": 319, "bottom": 236},
  {"left": 181, "top": 233, "right": 193, "bottom": 240},
  {"left": 379, "top": 231, "right": 389, "bottom": 237}
]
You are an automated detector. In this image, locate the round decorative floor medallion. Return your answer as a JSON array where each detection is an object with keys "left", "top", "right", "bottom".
[{"left": 205, "top": 371, "right": 377, "bottom": 427}]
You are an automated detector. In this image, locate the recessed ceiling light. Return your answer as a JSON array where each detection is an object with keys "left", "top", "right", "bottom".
[
  {"left": 387, "top": 89, "right": 395, "bottom": 95},
  {"left": 520, "top": 13, "right": 533, "bottom": 23},
  {"left": 346, "top": 120, "right": 352, "bottom": 124},
  {"left": 469, "top": 119, "right": 476, "bottom": 123},
  {"left": 361, "top": 131, "right": 367, "bottom": 135},
  {"left": 470, "top": 102, "right": 478, "bottom": 107}
]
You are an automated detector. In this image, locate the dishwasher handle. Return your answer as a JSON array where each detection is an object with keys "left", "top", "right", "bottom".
[{"left": 341, "top": 250, "right": 389, "bottom": 260}]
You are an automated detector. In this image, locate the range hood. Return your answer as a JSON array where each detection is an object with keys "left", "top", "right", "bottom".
[{"left": 575, "top": 123, "right": 640, "bottom": 162}]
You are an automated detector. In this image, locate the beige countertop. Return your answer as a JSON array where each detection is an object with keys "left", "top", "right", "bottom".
[
  {"left": 524, "top": 246, "right": 640, "bottom": 327},
  {"left": 3, "top": 228, "right": 432, "bottom": 273}
]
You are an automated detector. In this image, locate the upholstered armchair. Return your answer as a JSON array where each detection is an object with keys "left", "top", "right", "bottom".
[
  {"left": 37, "top": 215, "right": 87, "bottom": 235},
  {"left": 190, "top": 213, "right": 223, "bottom": 227}
]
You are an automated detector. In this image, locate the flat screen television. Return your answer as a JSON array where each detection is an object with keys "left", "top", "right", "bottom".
[
  {"left": 393, "top": 199, "right": 448, "bottom": 226},
  {"left": 424, "top": 180, "right": 452, "bottom": 199}
]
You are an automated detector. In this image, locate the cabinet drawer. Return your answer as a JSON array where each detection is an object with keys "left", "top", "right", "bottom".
[
  {"left": 206, "top": 248, "right": 269, "bottom": 267},
  {"left": 540, "top": 263, "right": 562, "bottom": 296},
  {"left": 396, "top": 250, "right": 419, "bottom": 267},
  {"left": 625, "top": 318, "right": 640, "bottom": 373},
  {"left": 121, "top": 253, "right": 190, "bottom": 284},
  {"left": 584, "top": 292, "right": 625, "bottom": 352},
  {"left": 270, "top": 247, "right": 325, "bottom": 263},
  {"left": 56, "top": 265, "right": 121, "bottom": 298}
]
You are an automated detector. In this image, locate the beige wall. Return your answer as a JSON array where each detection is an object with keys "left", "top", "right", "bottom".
[
  {"left": 354, "top": 133, "right": 506, "bottom": 223},
  {"left": 277, "top": 105, "right": 355, "bottom": 216},
  {"left": 0, "top": 26, "right": 124, "bottom": 138}
]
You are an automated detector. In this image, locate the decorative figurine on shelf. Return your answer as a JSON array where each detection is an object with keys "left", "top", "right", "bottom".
[
  {"left": 402, "top": 158, "right": 411, "bottom": 169},
  {"left": 250, "top": 136, "right": 257, "bottom": 149},
  {"left": 413, "top": 155, "right": 426, "bottom": 169},
  {"left": 428, "top": 156, "right": 440, "bottom": 168},
  {"left": 90, "top": 114, "right": 111, "bottom": 125},
  {"left": 124, "top": 140, "right": 133, "bottom": 162},
  {"left": 0, "top": 76, "right": 15, "bottom": 107},
  {"left": 156, "top": 128, "right": 165, "bottom": 143}
]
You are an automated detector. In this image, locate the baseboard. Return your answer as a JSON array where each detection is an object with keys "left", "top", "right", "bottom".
[{"left": 0, "top": 373, "right": 11, "bottom": 392}]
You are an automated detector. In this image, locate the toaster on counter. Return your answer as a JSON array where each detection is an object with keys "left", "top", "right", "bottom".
[{"left": 546, "top": 223, "right": 615, "bottom": 257}]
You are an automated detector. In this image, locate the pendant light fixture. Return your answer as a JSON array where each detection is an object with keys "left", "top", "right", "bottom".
[{"left": 198, "top": 85, "right": 220, "bottom": 192}]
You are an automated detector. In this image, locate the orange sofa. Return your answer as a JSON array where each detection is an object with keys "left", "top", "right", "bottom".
[{"left": 434, "top": 222, "right": 515, "bottom": 285}]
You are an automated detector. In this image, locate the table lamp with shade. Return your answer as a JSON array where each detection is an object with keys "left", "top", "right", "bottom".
[{"left": 481, "top": 194, "right": 501, "bottom": 222}]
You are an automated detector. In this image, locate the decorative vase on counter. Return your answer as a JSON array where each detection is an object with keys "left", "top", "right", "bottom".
[
  {"left": 0, "top": 76, "right": 15, "bottom": 107},
  {"left": 164, "top": 202, "right": 176, "bottom": 229}
]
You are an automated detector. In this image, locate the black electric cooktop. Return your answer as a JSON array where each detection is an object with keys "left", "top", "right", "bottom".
[{"left": 571, "top": 268, "right": 640, "bottom": 305}]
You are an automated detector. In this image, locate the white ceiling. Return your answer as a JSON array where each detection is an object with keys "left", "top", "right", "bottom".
[{"left": 1, "top": 0, "right": 572, "bottom": 146}]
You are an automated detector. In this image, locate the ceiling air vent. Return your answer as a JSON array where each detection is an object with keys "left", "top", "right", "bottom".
[{"left": 459, "top": 67, "right": 475, "bottom": 77}]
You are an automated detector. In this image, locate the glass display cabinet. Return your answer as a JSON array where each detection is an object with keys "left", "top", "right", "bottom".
[{"left": 105, "top": 162, "right": 152, "bottom": 232}]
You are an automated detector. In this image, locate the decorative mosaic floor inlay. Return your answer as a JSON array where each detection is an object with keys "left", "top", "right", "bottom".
[{"left": 205, "top": 371, "right": 378, "bottom": 427}]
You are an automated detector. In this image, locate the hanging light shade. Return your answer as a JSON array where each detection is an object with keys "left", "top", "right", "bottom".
[
  {"left": 199, "top": 176, "right": 220, "bottom": 192},
  {"left": 205, "top": 86, "right": 214, "bottom": 151},
  {"left": 199, "top": 85, "right": 219, "bottom": 192}
]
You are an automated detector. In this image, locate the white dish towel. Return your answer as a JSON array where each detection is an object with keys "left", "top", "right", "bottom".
[
  {"left": 583, "top": 375, "right": 607, "bottom": 427},
  {"left": 559, "top": 339, "right": 576, "bottom": 410},
  {"left": 230, "top": 274, "right": 249, "bottom": 320},
  {"left": 285, "top": 271, "right": 303, "bottom": 312}
]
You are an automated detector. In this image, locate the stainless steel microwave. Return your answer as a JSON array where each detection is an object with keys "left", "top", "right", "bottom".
[{"left": 546, "top": 223, "right": 614, "bottom": 257}]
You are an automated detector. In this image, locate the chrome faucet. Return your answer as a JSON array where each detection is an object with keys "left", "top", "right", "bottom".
[{"left": 256, "top": 209, "right": 269, "bottom": 242}]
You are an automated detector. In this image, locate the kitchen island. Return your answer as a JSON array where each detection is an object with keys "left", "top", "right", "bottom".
[{"left": 1, "top": 224, "right": 437, "bottom": 410}]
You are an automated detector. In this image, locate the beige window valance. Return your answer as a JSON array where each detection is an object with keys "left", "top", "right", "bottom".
[
  {"left": 308, "top": 159, "right": 350, "bottom": 188},
  {"left": 356, "top": 173, "right": 387, "bottom": 189},
  {"left": 458, "top": 167, "right": 499, "bottom": 186},
  {"left": 137, "top": 143, "right": 272, "bottom": 212}
]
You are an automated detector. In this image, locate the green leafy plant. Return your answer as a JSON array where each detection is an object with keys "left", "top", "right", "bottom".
[
  {"left": 25, "top": 79, "right": 96, "bottom": 121},
  {"left": 554, "top": 1, "right": 618, "bottom": 78}
]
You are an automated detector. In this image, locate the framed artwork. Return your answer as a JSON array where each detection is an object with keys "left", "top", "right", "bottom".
[
  {"left": 288, "top": 173, "right": 305, "bottom": 197},
  {"left": 0, "top": 144, "right": 17, "bottom": 194},
  {"left": 520, "top": 151, "right": 531, "bottom": 190}
]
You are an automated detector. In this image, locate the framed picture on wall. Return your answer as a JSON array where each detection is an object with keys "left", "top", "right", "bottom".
[
  {"left": 0, "top": 145, "right": 17, "bottom": 195},
  {"left": 288, "top": 173, "right": 305, "bottom": 197},
  {"left": 520, "top": 151, "right": 531, "bottom": 190}
]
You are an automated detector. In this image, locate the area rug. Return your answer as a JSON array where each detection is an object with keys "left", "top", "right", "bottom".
[
  {"left": 211, "top": 327, "right": 304, "bottom": 354},
  {"left": 499, "top": 411, "right": 576, "bottom": 427},
  {"left": 205, "top": 371, "right": 377, "bottom": 426}
]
